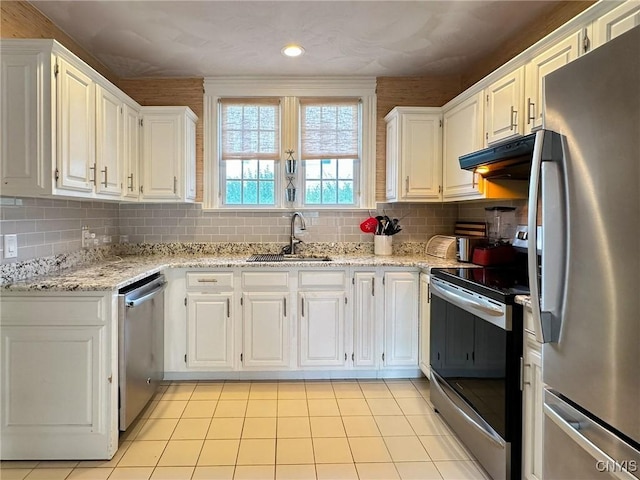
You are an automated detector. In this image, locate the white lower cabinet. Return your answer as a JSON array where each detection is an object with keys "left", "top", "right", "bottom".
[
  {"left": 352, "top": 271, "right": 377, "bottom": 368},
  {"left": 0, "top": 292, "right": 118, "bottom": 460},
  {"left": 419, "top": 273, "right": 430, "bottom": 376},
  {"left": 383, "top": 271, "right": 420, "bottom": 367},
  {"left": 242, "top": 292, "right": 289, "bottom": 368},
  {"left": 299, "top": 290, "right": 346, "bottom": 368},
  {"left": 522, "top": 308, "right": 543, "bottom": 480}
]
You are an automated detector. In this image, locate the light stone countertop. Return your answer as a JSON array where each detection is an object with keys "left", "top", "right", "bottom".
[
  {"left": 515, "top": 294, "right": 532, "bottom": 309},
  {"left": 1, "top": 253, "right": 472, "bottom": 292}
]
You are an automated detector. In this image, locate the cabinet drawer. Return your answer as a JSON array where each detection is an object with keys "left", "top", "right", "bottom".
[
  {"left": 299, "top": 270, "right": 346, "bottom": 288},
  {"left": 186, "top": 272, "right": 234, "bottom": 289},
  {"left": 242, "top": 272, "right": 289, "bottom": 289}
]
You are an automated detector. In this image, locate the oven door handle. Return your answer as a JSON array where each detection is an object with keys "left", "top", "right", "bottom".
[
  {"left": 430, "top": 279, "right": 504, "bottom": 317},
  {"left": 431, "top": 371, "right": 506, "bottom": 448}
]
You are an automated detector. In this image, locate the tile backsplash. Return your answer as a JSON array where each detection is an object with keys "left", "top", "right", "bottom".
[{"left": 0, "top": 198, "right": 458, "bottom": 264}]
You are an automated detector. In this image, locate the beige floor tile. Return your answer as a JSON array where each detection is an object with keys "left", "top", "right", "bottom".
[
  {"left": 312, "top": 438, "right": 353, "bottom": 464},
  {"left": 276, "top": 464, "right": 317, "bottom": 479},
  {"left": 276, "top": 438, "right": 315, "bottom": 465},
  {"left": 66, "top": 468, "right": 113, "bottom": 480},
  {"left": 197, "top": 440, "right": 240, "bottom": 466},
  {"left": 149, "top": 466, "right": 195, "bottom": 479},
  {"left": 304, "top": 382, "right": 335, "bottom": 399},
  {"left": 337, "top": 398, "right": 371, "bottom": 416},
  {"left": 1, "top": 461, "right": 39, "bottom": 469},
  {"left": 419, "top": 436, "right": 471, "bottom": 461},
  {"left": 162, "top": 384, "right": 196, "bottom": 401},
  {"left": 245, "top": 400, "right": 277, "bottom": 418},
  {"left": 242, "top": 417, "right": 276, "bottom": 439},
  {"left": 331, "top": 382, "right": 363, "bottom": 399},
  {"left": 366, "top": 399, "right": 403, "bottom": 416},
  {"left": 309, "top": 416, "right": 346, "bottom": 438},
  {"left": 434, "top": 461, "right": 489, "bottom": 480},
  {"left": 157, "top": 440, "right": 203, "bottom": 467},
  {"left": 118, "top": 441, "right": 167, "bottom": 467},
  {"left": 406, "top": 415, "right": 452, "bottom": 436},
  {"left": 233, "top": 465, "right": 275, "bottom": 480},
  {"left": 140, "top": 401, "right": 159, "bottom": 420},
  {"left": 220, "top": 383, "right": 251, "bottom": 400},
  {"left": 348, "top": 437, "right": 392, "bottom": 463},
  {"left": 236, "top": 439, "right": 276, "bottom": 465},
  {"left": 386, "top": 381, "right": 421, "bottom": 399},
  {"left": 148, "top": 401, "right": 187, "bottom": 419},
  {"left": 394, "top": 462, "right": 443, "bottom": 480},
  {"left": 277, "top": 399, "right": 308, "bottom": 417},
  {"left": 207, "top": 418, "right": 245, "bottom": 439},
  {"left": 396, "top": 397, "right": 432, "bottom": 416},
  {"left": 107, "top": 467, "right": 153, "bottom": 480},
  {"left": 171, "top": 418, "right": 210, "bottom": 440},
  {"left": 248, "top": 383, "right": 278, "bottom": 400},
  {"left": 23, "top": 470, "right": 73, "bottom": 480},
  {"left": 0, "top": 469, "right": 33, "bottom": 480},
  {"left": 120, "top": 418, "right": 146, "bottom": 442},
  {"left": 182, "top": 401, "right": 217, "bottom": 418},
  {"left": 307, "top": 399, "right": 340, "bottom": 416},
  {"left": 190, "top": 383, "right": 224, "bottom": 401},
  {"left": 191, "top": 466, "right": 235, "bottom": 480},
  {"left": 341, "top": 416, "right": 380, "bottom": 437},
  {"left": 359, "top": 382, "right": 393, "bottom": 399},
  {"left": 136, "top": 419, "right": 179, "bottom": 441},
  {"left": 384, "top": 437, "right": 430, "bottom": 462},
  {"left": 355, "top": 462, "right": 400, "bottom": 480},
  {"left": 77, "top": 442, "right": 132, "bottom": 469},
  {"left": 374, "top": 416, "right": 414, "bottom": 436},
  {"left": 34, "top": 461, "right": 79, "bottom": 469},
  {"left": 315, "top": 463, "right": 358, "bottom": 480},
  {"left": 277, "top": 382, "right": 307, "bottom": 399},
  {"left": 214, "top": 400, "right": 248, "bottom": 418},
  {"left": 276, "top": 417, "right": 311, "bottom": 438}
]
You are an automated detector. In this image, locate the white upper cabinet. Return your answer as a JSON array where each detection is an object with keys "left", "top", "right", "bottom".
[
  {"left": 442, "top": 91, "right": 485, "bottom": 201},
  {"left": 122, "top": 101, "right": 141, "bottom": 201},
  {"left": 385, "top": 107, "right": 442, "bottom": 202},
  {"left": 524, "top": 29, "right": 586, "bottom": 132},
  {"left": 484, "top": 66, "right": 525, "bottom": 145},
  {"left": 95, "top": 84, "right": 123, "bottom": 197},
  {"left": 593, "top": 1, "right": 640, "bottom": 47},
  {"left": 141, "top": 106, "right": 197, "bottom": 202}
]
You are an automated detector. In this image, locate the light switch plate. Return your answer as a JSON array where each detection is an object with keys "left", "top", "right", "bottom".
[{"left": 3, "top": 234, "right": 17, "bottom": 259}]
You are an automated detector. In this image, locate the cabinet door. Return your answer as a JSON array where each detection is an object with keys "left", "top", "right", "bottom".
[
  {"left": 242, "top": 292, "right": 289, "bottom": 368},
  {"left": 141, "top": 113, "right": 181, "bottom": 201},
  {"left": 385, "top": 114, "right": 398, "bottom": 201},
  {"left": 419, "top": 274, "right": 430, "bottom": 376},
  {"left": 383, "top": 271, "right": 419, "bottom": 367},
  {"left": 186, "top": 292, "right": 234, "bottom": 369},
  {"left": 123, "top": 104, "right": 141, "bottom": 200},
  {"left": 485, "top": 67, "right": 524, "bottom": 145},
  {"left": 523, "top": 332, "right": 543, "bottom": 480},
  {"left": 95, "top": 85, "right": 122, "bottom": 197},
  {"left": 525, "top": 30, "right": 583, "bottom": 132},
  {"left": 57, "top": 58, "right": 95, "bottom": 193},
  {"left": 594, "top": 1, "right": 640, "bottom": 47},
  {"left": 399, "top": 113, "right": 442, "bottom": 201},
  {"left": 442, "top": 92, "right": 485, "bottom": 200},
  {"left": 185, "top": 115, "right": 197, "bottom": 201},
  {"left": 353, "top": 272, "right": 376, "bottom": 367},
  {"left": 299, "top": 291, "right": 346, "bottom": 367}
]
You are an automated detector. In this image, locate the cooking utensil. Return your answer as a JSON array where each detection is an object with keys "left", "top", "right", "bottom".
[{"left": 360, "top": 217, "right": 378, "bottom": 233}]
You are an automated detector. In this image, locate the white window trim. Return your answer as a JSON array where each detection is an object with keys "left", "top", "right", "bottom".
[{"left": 203, "top": 76, "right": 376, "bottom": 210}]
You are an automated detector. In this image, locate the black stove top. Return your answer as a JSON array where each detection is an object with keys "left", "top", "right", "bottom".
[{"left": 432, "top": 266, "right": 530, "bottom": 304}]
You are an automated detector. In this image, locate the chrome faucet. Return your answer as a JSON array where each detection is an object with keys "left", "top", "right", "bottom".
[{"left": 289, "top": 211, "right": 306, "bottom": 255}]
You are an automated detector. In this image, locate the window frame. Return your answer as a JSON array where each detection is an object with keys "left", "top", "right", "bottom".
[{"left": 204, "top": 78, "right": 376, "bottom": 211}]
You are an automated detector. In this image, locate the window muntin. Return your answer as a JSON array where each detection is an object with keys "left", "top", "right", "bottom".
[{"left": 304, "top": 159, "right": 355, "bottom": 204}]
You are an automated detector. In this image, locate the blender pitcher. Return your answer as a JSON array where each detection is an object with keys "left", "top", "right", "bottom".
[{"left": 485, "top": 206, "right": 516, "bottom": 245}]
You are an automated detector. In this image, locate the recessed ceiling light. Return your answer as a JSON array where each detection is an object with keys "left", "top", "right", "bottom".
[{"left": 281, "top": 44, "right": 305, "bottom": 57}]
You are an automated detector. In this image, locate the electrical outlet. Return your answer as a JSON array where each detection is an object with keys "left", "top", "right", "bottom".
[{"left": 3, "top": 234, "right": 17, "bottom": 259}]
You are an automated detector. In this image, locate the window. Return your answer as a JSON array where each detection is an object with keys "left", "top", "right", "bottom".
[
  {"left": 204, "top": 77, "right": 376, "bottom": 210},
  {"left": 300, "top": 100, "right": 359, "bottom": 206},
  {"left": 220, "top": 99, "right": 279, "bottom": 205}
]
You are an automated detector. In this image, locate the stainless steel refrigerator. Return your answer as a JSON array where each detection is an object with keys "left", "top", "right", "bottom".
[{"left": 527, "top": 26, "right": 640, "bottom": 479}]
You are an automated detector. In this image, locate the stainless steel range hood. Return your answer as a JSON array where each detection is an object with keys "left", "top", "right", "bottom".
[{"left": 459, "top": 133, "right": 537, "bottom": 180}]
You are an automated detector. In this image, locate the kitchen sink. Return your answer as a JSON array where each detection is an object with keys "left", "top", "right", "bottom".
[{"left": 247, "top": 254, "right": 332, "bottom": 262}]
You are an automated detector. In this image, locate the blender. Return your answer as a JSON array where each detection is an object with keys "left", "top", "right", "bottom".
[{"left": 472, "top": 206, "right": 517, "bottom": 265}]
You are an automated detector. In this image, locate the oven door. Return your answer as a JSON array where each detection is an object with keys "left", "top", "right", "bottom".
[{"left": 430, "top": 278, "right": 522, "bottom": 480}]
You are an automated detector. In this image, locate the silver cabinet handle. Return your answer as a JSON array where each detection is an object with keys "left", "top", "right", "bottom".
[
  {"left": 198, "top": 278, "right": 218, "bottom": 283},
  {"left": 173, "top": 176, "right": 177, "bottom": 194},
  {"left": 226, "top": 297, "right": 230, "bottom": 318},
  {"left": 510, "top": 105, "right": 518, "bottom": 130},
  {"left": 90, "top": 163, "right": 97, "bottom": 186},
  {"left": 301, "top": 297, "right": 305, "bottom": 317},
  {"left": 283, "top": 297, "right": 287, "bottom": 317},
  {"left": 371, "top": 278, "right": 375, "bottom": 297},
  {"left": 101, "top": 166, "right": 108, "bottom": 187},
  {"left": 127, "top": 173, "right": 134, "bottom": 191},
  {"left": 405, "top": 176, "right": 409, "bottom": 193},
  {"left": 527, "top": 98, "right": 536, "bottom": 125}
]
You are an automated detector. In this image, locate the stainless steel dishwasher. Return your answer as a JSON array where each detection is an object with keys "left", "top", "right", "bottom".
[{"left": 118, "top": 273, "right": 166, "bottom": 431}]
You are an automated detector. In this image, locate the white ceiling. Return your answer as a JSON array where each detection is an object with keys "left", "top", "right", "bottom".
[{"left": 31, "top": 0, "right": 562, "bottom": 78}]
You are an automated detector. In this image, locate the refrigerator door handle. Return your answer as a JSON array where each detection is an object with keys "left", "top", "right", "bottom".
[{"left": 544, "top": 401, "right": 638, "bottom": 480}]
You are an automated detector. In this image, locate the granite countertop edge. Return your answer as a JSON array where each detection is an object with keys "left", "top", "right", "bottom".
[
  {"left": 1, "top": 254, "right": 474, "bottom": 293},
  {"left": 515, "top": 294, "right": 532, "bottom": 309}
]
